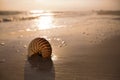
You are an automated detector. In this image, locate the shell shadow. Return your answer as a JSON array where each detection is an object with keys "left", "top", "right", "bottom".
[{"left": 24, "top": 53, "right": 55, "bottom": 80}]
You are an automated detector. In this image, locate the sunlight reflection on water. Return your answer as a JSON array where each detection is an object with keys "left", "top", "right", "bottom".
[{"left": 36, "top": 12, "right": 55, "bottom": 30}]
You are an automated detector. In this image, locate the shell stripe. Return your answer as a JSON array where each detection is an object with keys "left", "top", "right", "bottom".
[{"left": 28, "top": 37, "right": 52, "bottom": 58}]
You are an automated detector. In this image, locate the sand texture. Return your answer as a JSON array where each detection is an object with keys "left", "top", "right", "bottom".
[{"left": 0, "top": 19, "right": 120, "bottom": 80}]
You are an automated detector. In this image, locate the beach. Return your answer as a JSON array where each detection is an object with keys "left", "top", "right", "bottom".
[{"left": 0, "top": 11, "right": 120, "bottom": 80}]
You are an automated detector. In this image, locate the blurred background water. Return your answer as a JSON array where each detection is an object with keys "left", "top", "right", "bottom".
[{"left": 0, "top": 10, "right": 120, "bottom": 32}]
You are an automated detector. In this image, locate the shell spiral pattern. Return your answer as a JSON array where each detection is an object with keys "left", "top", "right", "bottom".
[{"left": 28, "top": 37, "right": 52, "bottom": 58}]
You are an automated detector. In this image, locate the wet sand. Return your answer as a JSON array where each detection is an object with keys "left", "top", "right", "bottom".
[{"left": 0, "top": 26, "right": 120, "bottom": 80}]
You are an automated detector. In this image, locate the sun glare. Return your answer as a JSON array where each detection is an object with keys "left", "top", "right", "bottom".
[{"left": 37, "top": 12, "right": 54, "bottom": 30}]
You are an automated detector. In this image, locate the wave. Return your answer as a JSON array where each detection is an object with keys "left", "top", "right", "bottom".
[
  {"left": 0, "top": 11, "right": 26, "bottom": 15},
  {"left": 0, "top": 16, "right": 41, "bottom": 22},
  {"left": 0, "top": 11, "right": 93, "bottom": 23},
  {"left": 1, "top": 10, "right": 119, "bottom": 23},
  {"left": 0, "top": 11, "right": 41, "bottom": 22},
  {"left": 96, "top": 10, "right": 120, "bottom": 16}
]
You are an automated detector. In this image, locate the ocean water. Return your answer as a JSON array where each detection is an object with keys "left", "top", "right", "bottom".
[
  {"left": 0, "top": 11, "right": 92, "bottom": 31},
  {"left": 0, "top": 10, "right": 120, "bottom": 36}
]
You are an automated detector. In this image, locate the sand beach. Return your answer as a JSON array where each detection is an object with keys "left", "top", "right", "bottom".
[{"left": 0, "top": 11, "right": 120, "bottom": 80}]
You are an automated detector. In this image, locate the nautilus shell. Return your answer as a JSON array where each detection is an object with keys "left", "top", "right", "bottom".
[{"left": 28, "top": 37, "right": 52, "bottom": 58}]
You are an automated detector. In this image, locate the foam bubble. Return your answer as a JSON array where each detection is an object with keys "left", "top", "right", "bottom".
[
  {"left": 23, "top": 45, "right": 27, "bottom": 48},
  {"left": 0, "top": 42, "right": 5, "bottom": 46}
]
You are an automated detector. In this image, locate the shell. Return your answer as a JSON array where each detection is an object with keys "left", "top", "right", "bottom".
[{"left": 28, "top": 37, "right": 52, "bottom": 58}]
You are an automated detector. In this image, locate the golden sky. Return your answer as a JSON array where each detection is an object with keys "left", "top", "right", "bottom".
[{"left": 0, "top": 0, "right": 120, "bottom": 11}]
